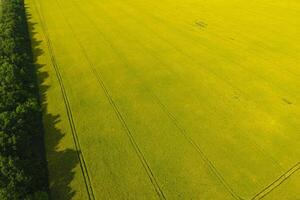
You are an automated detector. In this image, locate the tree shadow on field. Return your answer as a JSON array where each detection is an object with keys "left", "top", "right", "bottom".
[{"left": 26, "top": 7, "right": 80, "bottom": 200}]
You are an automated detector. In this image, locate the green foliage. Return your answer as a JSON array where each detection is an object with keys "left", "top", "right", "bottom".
[
  {"left": 0, "top": 0, "right": 49, "bottom": 199},
  {"left": 25, "top": 191, "right": 49, "bottom": 200}
]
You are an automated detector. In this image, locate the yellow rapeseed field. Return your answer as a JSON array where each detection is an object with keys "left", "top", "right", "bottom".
[{"left": 26, "top": 0, "right": 300, "bottom": 199}]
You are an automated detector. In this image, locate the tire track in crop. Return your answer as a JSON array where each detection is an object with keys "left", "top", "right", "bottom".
[
  {"left": 251, "top": 162, "right": 300, "bottom": 200},
  {"left": 31, "top": 0, "right": 95, "bottom": 199},
  {"left": 52, "top": 0, "right": 166, "bottom": 199},
  {"left": 68, "top": 1, "right": 244, "bottom": 199},
  {"left": 149, "top": 93, "right": 244, "bottom": 200}
]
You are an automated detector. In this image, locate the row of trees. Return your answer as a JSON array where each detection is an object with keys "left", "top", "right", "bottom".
[{"left": 0, "top": 0, "right": 49, "bottom": 199}]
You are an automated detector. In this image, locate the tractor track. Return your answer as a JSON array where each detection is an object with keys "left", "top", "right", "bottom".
[
  {"left": 31, "top": 0, "right": 95, "bottom": 199},
  {"left": 52, "top": 0, "right": 166, "bottom": 199},
  {"left": 251, "top": 162, "right": 300, "bottom": 200}
]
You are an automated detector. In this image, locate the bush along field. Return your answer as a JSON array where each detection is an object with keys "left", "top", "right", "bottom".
[{"left": 0, "top": 0, "right": 49, "bottom": 199}]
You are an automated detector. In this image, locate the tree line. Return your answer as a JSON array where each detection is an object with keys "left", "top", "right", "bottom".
[{"left": 0, "top": 0, "right": 49, "bottom": 199}]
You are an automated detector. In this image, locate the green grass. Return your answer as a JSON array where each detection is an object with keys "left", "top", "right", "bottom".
[{"left": 25, "top": 0, "right": 300, "bottom": 199}]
